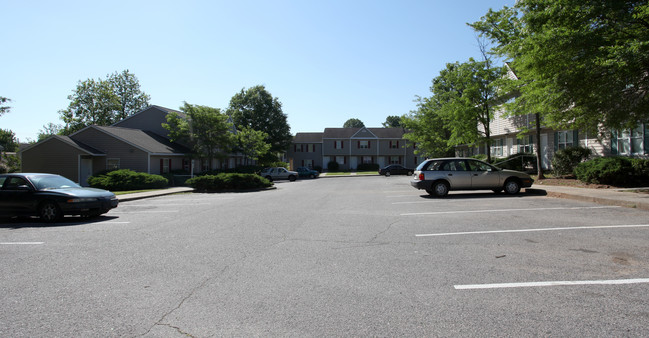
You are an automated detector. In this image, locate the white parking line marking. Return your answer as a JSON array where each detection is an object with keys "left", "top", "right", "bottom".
[
  {"left": 402, "top": 206, "right": 618, "bottom": 216},
  {"left": 416, "top": 224, "right": 649, "bottom": 237},
  {"left": 121, "top": 203, "right": 211, "bottom": 207},
  {"left": 1, "top": 242, "right": 44, "bottom": 245},
  {"left": 455, "top": 278, "right": 649, "bottom": 290},
  {"left": 110, "top": 210, "right": 179, "bottom": 214}
]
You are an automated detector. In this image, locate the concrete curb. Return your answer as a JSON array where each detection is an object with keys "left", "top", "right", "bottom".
[
  {"left": 116, "top": 187, "right": 195, "bottom": 202},
  {"left": 526, "top": 188, "right": 649, "bottom": 211}
]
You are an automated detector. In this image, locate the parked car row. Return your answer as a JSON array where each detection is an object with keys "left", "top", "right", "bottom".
[{"left": 259, "top": 167, "right": 320, "bottom": 182}]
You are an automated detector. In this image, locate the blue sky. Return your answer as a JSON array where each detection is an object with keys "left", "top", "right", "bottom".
[{"left": 1, "top": 0, "right": 514, "bottom": 142}]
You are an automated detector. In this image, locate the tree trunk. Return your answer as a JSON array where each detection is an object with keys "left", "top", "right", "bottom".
[{"left": 535, "top": 113, "right": 545, "bottom": 179}]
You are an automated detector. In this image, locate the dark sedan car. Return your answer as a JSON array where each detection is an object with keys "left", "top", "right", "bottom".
[
  {"left": 0, "top": 173, "right": 118, "bottom": 222},
  {"left": 378, "top": 164, "right": 414, "bottom": 176}
]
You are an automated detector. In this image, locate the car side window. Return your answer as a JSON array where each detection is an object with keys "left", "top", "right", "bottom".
[
  {"left": 454, "top": 160, "right": 468, "bottom": 171},
  {"left": 0, "top": 177, "right": 5, "bottom": 188},
  {"left": 4, "top": 177, "right": 29, "bottom": 190},
  {"left": 424, "top": 160, "right": 443, "bottom": 171},
  {"left": 468, "top": 160, "right": 490, "bottom": 171}
]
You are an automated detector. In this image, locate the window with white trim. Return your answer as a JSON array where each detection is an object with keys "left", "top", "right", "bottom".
[
  {"left": 491, "top": 139, "right": 504, "bottom": 157},
  {"left": 389, "top": 156, "right": 400, "bottom": 164},
  {"left": 359, "top": 140, "right": 369, "bottom": 149},
  {"left": 557, "top": 130, "right": 575, "bottom": 149},
  {"left": 107, "top": 158, "right": 120, "bottom": 170},
  {"left": 613, "top": 124, "right": 646, "bottom": 155},
  {"left": 334, "top": 140, "right": 344, "bottom": 149},
  {"left": 362, "top": 156, "right": 372, "bottom": 164}
]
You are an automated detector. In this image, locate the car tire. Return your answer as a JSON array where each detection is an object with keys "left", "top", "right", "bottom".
[
  {"left": 407, "top": 171, "right": 413, "bottom": 176},
  {"left": 289, "top": 175, "right": 296, "bottom": 182},
  {"left": 386, "top": 172, "right": 391, "bottom": 177},
  {"left": 39, "top": 201, "right": 61, "bottom": 223},
  {"left": 265, "top": 175, "right": 273, "bottom": 182},
  {"left": 429, "top": 181, "right": 449, "bottom": 197},
  {"left": 504, "top": 179, "right": 521, "bottom": 195},
  {"left": 309, "top": 174, "right": 315, "bottom": 179}
]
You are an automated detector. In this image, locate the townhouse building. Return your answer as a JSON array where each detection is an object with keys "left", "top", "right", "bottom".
[{"left": 289, "top": 127, "right": 418, "bottom": 171}]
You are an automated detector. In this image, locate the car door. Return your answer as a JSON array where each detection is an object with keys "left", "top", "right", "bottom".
[
  {"left": 466, "top": 159, "right": 502, "bottom": 189},
  {"left": 440, "top": 160, "right": 472, "bottom": 189},
  {"left": 276, "top": 168, "right": 289, "bottom": 179},
  {"left": 0, "top": 176, "right": 36, "bottom": 216}
]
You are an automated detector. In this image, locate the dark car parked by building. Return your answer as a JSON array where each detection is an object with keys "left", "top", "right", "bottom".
[
  {"left": 378, "top": 164, "right": 414, "bottom": 176},
  {"left": 0, "top": 173, "right": 118, "bottom": 222}
]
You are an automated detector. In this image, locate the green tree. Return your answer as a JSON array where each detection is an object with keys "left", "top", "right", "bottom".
[
  {"left": 227, "top": 85, "right": 292, "bottom": 155},
  {"left": 59, "top": 70, "right": 150, "bottom": 134},
  {"left": 108, "top": 70, "right": 151, "bottom": 121},
  {"left": 164, "top": 103, "right": 234, "bottom": 170},
  {"left": 382, "top": 115, "right": 402, "bottom": 128},
  {"left": 37, "top": 122, "right": 64, "bottom": 141},
  {"left": 402, "top": 97, "right": 455, "bottom": 158},
  {"left": 0, "top": 129, "right": 19, "bottom": 152},
  {"left": 470, "top": 0, "right": 649, "bottom": 132},
  {"left": 235, "top": 126, "right": 271, "bottom": 165},
  {"left": 432, "top": 59, "right": 505, "bottom": 162},
  {"left": 343, "top": 118, "right": 365, "bottom": 128},
  {"left": 0, "top": 96, "right": 10, "bottom": 117}
]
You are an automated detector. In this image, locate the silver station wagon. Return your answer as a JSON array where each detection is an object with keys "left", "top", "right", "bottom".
[{"left": 410, "top": 158, "right": 534, "bottom": 197}]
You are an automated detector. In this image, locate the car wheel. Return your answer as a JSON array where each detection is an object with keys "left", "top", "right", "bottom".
[
  {"left": 504, "top": 179, "right": 521, "bottom": 195},
  {"left": 430, "top": 181, "right": 449, "bottom": 197},
  {"left": 386, "top": 172, "right": 391, "bottom": 177},
  {"left": 407, "top": 171, "right": 413, "bottom": 176},
  {"left": 289, "top": 175, "right": 296, "bottom": 182},
  {"left": 265, "top": 175, "right": 273, "bottom": 182},
  {"left": 309, "top": 174, "right": 315, "bottom": 179},
  {"left": 39, "top": 201, "right": 62, "bottom": 223}
]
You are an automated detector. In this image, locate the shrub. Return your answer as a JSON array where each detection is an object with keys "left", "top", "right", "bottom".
[
  {"left": 186, "top": 173, "right": 272, "bottom": 191},
  {"left": 357, "top": 163, "right": 379, "bottom": 171},
  {"left": 327, "top": 161, "right": 340, "bottom": 172},
  {"left": 551, "top": 146, "right": 592, "bottom": 177},
  {"left": 573, "top": 157, "right": 648, "bottom": 186},
  {"left": 472, "top": 154, "right": 488, "bottom": 162},
  {"left": 88, "top": 169, "right": 168, "bottom": 191}
]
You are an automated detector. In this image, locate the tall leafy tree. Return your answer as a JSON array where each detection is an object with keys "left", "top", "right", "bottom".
[
  {"left": 433, "top": 59, "right": 505, "bottom": 162},
  {"left": 59, "top": 70, "right": 150, "bottom": 134},
  {"left": 343, "top": 118, "right": 365, "bottom": 128},
  {"left": 163, "top": 103, "right": 234, "bottom": 170},
  {"left": 402, "top": 97, "right": 455, "bottom": 158},
  {"left": 227, "top": 85, "right": 292, "bottom": 155},
  {"left": 382, "top": 115, "right": 402, "bottom": 128},
  {"left": 0, "top": 129, "right": 19, "bottom": 152},
  {"left": 234, "top": 126, "right": 271, "bottom": 165},
  {"left": 0, "top": 96, "right": 10, "bottom": 117},
  {"left": 108, "top": 70, "right": 151, "bottom": 121},
  {"left": 37, "top": 123, "right": 64, "bottom": 141},
  {"left": 470, "top": 0, "right": 649, "bottom": 132}
]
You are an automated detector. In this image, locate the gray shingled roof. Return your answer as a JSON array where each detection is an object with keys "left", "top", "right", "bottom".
[
  {"left": 293, "top": 132, "right": 324, "bottom": 143},
  {"left": 56, "top": 135, "right": 105, "bottom": 155},
  {"left": 323, "top": 127, "right": 405, "bottom": 139},
  {"left": 93, "top": 126, "right": 191, "bottom": 154}
]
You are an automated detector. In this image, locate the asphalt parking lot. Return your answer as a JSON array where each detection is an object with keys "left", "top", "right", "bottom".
[{"left": 2, "top": 176, "right": 648, "bottom": 336}]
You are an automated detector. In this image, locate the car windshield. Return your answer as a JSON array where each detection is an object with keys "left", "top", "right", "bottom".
[{"left": 30, "top": 175, "right": 81, "bottom": 190}]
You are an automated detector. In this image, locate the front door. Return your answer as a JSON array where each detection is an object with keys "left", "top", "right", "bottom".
[{"left": 80, "top": 158, "right": 93, "bottom": 186}]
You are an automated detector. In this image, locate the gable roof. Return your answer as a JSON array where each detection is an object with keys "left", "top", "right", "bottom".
[
  {"left": 112, "top": 105, "right": 186, "bottom": 127},
  {"left": 20, "top": 135, "right": 105, "bottom": 156},
  {"left": 323, "top": 127, "right": 405, "bottom": 139},
  {"left": 92, "top": 126, "right": 191, "bottom": 154},
  {"left": 293, "top": 132, "right": 324, "bottom": 143}
]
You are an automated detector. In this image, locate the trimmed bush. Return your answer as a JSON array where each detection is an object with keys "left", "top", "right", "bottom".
[
  {"left": 327, "top": 161, "right": 340, "bottom": 172},
  {"left": 186, "top": 173, "right": 272, "bottom": 192},
  {"left": 88, "top": 169, "right": 168, "bottom": 191},
  {"left": 551, "top": 146, "right": 592, "bottom": 177},
  {"left": 574, "top": 157, "right": 649, "bottom": 187},
  {"left": 357, "top": 163, "right": 379, "bottom": 171}
]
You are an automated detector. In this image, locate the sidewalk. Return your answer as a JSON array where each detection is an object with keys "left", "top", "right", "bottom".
[
  {"left": 526, "top": 185, "right": 649, "bottom": 211},
  {"left": 116, "top": 187, "right": 195, "bottom": 202}
]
